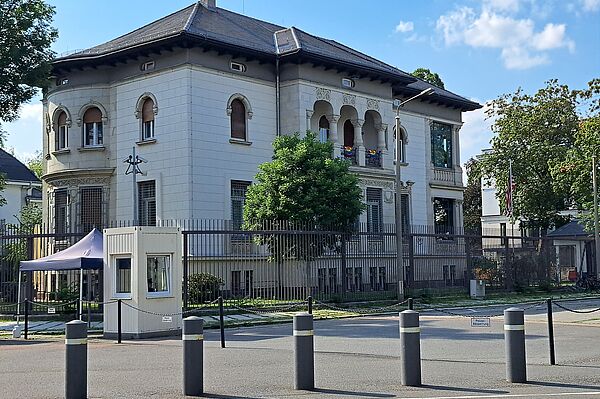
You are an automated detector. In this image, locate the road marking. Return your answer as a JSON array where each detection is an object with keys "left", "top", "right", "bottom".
[{"left": 403, "top": 392, "right": 600, "bottom": 399}]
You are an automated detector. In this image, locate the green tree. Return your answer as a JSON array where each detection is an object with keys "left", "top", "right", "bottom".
[
  {"left": 0, "top": 0, "right": 58, "bottom": 134},
  {"left": 477, "top": 79, "right": 584, "bottom": 234},
  {"left": 243, "top": 132, "right": 365, "bottom": 259},
  {"left": 411, "top": 68, "right": 445, "bottom": 89},
  {"left": 463, "top": 157, "right": 482, "bottom": 234},
  {"left": 26, "top": 150, "right": 43, "bottom": 178}
]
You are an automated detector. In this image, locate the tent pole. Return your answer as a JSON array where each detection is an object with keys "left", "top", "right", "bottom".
[
  {"left": 87, "top": 269, "right": 92, "bottom": 328},
  {"left": 16, "top": 271, "right": 22, "bottom": 325},
  {"left": 79, "top": 268, "right": 83, "bottom": 321}
]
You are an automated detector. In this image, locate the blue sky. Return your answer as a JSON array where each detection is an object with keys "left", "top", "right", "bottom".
[{"left": 4, "top": 0, "right": 600, "bottom": 167}]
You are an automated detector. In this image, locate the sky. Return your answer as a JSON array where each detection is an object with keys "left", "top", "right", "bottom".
[{"left": 4, "top": 0, "right": 600, "bottom": 168}]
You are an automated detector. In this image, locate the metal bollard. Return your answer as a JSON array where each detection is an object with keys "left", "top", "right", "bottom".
[
  {"left": 183, "top": 316, "right": 204, "bottom": 396},
  {"left": 407, "top": 297, "right": 414, "bottom": 310},
  {"left": 307, "top": 296, "right": 313, "bottom": 314},
  {"left": 547, "top": 298, "right": 556, "bottom": 365},
  {"left": 399, "top": 310, "right": 422, "bottom": 386},
  {"left": 504, "top": 307, "right": 527, "bottom": 383},
  {"left": 293, "top": 312, "right": 315, "bottom": 390},
  {"left": 65, "top": 320, "right": 87, "bottom": 399},
  {"left": 218, "top": 296, "right": 225, "bottom": 349}
]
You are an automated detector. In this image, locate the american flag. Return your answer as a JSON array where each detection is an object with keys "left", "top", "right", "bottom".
[{"left": 505, "top": 160, "right": 515, "bottom": 217}]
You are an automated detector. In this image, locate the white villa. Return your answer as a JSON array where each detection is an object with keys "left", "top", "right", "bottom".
[{"left": 42, "top": 0, "right": 480, "bottom": 235}]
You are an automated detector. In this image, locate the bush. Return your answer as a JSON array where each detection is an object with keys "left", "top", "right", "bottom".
[{"left": 188, "top": 273, "right": 224, "bottom": 303}]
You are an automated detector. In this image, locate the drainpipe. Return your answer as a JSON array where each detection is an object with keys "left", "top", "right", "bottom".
[{"left": 276, "top": 56, "right": 280, "bottom": 137}]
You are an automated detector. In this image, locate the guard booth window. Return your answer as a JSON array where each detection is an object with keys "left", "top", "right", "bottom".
[{"left": 115, "top": 257, "right": 131, "bottom": 296}]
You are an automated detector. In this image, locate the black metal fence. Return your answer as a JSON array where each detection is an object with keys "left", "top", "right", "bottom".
[{"left": 1, "top": 220, "right": 595, "bottom": 314}]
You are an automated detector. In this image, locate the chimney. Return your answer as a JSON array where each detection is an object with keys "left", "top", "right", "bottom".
[{"left": 199, "top": 0, "right": 216, "bottom": 7}]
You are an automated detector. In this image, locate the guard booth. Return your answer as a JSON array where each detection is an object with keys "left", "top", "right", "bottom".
[{"left": 103, "top": 227, "right": 182, "bottom": 339}]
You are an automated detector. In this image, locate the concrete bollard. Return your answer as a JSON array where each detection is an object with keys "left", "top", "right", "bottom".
[
  {"left": 399, "top": 310, "right": 422, "bottom": 387},
  {"left": 293, "top": 312, "right": 315, "bottom": 390},
  {"left": 504, "top": 307, "right": 527, "bottom": 383},
  {"left": 65, "top": 320, "right": 87, "bottom": 399},
  {"left": 183, "top": 316, "right": 204, "bottom": 396}
]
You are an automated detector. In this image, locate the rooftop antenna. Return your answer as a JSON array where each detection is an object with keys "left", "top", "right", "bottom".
[{"left": 124, "top": 147, "right": 147, "bottom": 226}]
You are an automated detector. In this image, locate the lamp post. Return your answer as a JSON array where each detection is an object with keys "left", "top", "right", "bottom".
[
  {"left": 394, "top": 87, "right": 434, "bottom": 299},
  {"left": 593, "top": 155, "right": 600, "bottom": 278}
]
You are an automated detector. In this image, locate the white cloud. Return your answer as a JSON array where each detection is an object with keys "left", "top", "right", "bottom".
[
  {"left": 460, "top": 100, "right": 495, "bottom": 169},
  {"left": 18, "top": 102, "right": 43, "bottom": 122},
  {"left": 436, "top": 6, "right": 575, "bottom": 70},
  {"left": 395, "top": 21, "right": 414, "bottom": 33},
  {"left": 483, "top": 0, "right": 521, "bottom": 13},
  {"left": 582, "top": 0, "right": 600, "bottom": 11}
]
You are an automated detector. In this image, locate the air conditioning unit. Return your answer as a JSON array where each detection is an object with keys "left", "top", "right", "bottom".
[{"left": 470, "top": 279, "right": 486, "bottom": 299}]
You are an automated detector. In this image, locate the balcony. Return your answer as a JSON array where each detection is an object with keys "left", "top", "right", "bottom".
[
  {"left": 365, "top": 149, "right": 382, "bottom": 168},
  {"left": 432, "top": 167, "right": 463, "bottom": 187},
  {"left": 341, "top": 146, "right": 357, "bottom": 165}
]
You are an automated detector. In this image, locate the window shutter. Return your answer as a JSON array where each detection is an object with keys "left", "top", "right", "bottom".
[
  {"left": 230, "top": 99, "right": 246, "bottom": 140},
  {"left": 142, "top": 98, "right": 154, "bottom": 122}
]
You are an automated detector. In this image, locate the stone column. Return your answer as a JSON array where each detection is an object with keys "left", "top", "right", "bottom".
[
  {"left": 328, "top": 114, "right": 340, "bottom": 158},
  {"left": 305, "top": 110, "right": 314, "bottom": 135},
  {"left": 353, "top": 118, "right": 365, "bottom": 166},
  {"left": 377, "top": 123, "right": 387, "bottom": 169},
  {"left": 453, "top": 125, "right": 462, "bottom": 180},
  {"left": 455, "top": 199, "right": 464, "bottom": 234}
]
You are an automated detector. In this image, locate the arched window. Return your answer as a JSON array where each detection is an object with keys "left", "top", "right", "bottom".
[
  {"left": 141, "top": 98, "right": 155, "bottom": 140},
  {"left": 83, "top": 107, "right": 103, "bottom": 147},
  {"left": 56, "top": 111, "right": 68, "bottom": 150},
  {"left": 318, "top": 116, "right": 329, "bottom": 143},
  {"left": 343, "top": 120, "right": 354, "bottom": 148},
  {"left": 230, "top": 99, "right": 246, "bottom": 140}
]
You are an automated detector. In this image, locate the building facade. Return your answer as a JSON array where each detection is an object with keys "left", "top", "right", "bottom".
[
  {"left": 42, "top": 0, "right": 480, "bottom": 235},
  {"left": 0, "top": 149, "right": 41, "bottom": 229}
]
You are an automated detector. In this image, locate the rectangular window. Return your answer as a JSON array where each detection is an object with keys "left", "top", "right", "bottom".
[
  {"left": 366, "top": 188, "right": 383, "bottom": 236},
  {"left": 244, "top": 270, "right": 253, "bottom": 295},
  {"left": 431, "top": 122, "right": 453, "bottom": 168},
  {"left": 147, "top": 255, "right": 171, "bottom": 296},
  {"left": 433, "top": 197, "right": 455, "bottom": 235},
  {"left": 500, "top": 223, "right": 507, "bottom": 246},
  {"left": 142, "top": 120, "right": 154, "bottom": 140},
  {"left": 80, "top": 187, "right": 103, "bottom": 232},
  {"left": 558, "top": 246, "right": 576, "bottom": 267},
  {"left": 115, "top": 257, "right": 131, "bottom": 296},
  {"left": 54, "top": 189, "right": 69, "bottom": 236},
  {"left": 328, "top": 268, "right": 337, "bottom": 293},
  {"left": 231, "top": 271, "right": 241, "bottom": 296},
  {"left": 58, "top": 125, "right": 68, "bottom": 150},
  {"left": 319, "top": 128, "right": 329, "bottom": 143},
  {"left": 84, "top": 122, "right": 103, "bottom": 147},
  {"left": 231, "top": 180, "right": 251, "bottom": 230},
  {"left": 378, "top": 267, "right": 385, "bottom": 290},
  {"left": 138, "top": 181, "right": 156, "bottom": 226}
]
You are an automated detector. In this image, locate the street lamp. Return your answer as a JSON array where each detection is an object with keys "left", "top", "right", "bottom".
[{"left": 394, "top": 87, "right": 434, "bottom": 299}]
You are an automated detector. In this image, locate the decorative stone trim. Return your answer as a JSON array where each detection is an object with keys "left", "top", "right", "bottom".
[
  {"left": 136, "top": 139, "right": 157, "bottom": 146},
  {"left": 226, "top": 93, "right": 253, "bottom": 119},
  {"left": 134, "top": 92, "right": 159, "bottom": 119},
  {"left": 229, "top": 138, "right": 252, "bottom": 146},
  {"left": 315, "top": 87, "right": 331, "bottom": 101},
  {"left": 367, "top": 98, "right": 380, "bottom": 111},
  {"left": 51, "top": 149, "right": 71, "bottom": 156},
  {"left": 343, "top": 93, "right": 356, "bottom": 106}
]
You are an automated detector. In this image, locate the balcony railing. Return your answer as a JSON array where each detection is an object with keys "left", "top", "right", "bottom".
[
  {"left": 341, "top": 146, "right": 357, "bottom": 165},
  {"left": 432, "top": 167, "right": 461, "bottom": 186},
  {"left": 365, "top": 149, "right": 382, "bottom": 168}
]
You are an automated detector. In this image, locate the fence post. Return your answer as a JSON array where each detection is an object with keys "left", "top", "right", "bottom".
[
  {"left": 24, "top": 298, "right": 29, "bottom": 340},
  {"left": 183, "top": 316, "right": 204, "bottom": 396},
  {"left": 504, "top": 307, "right": 527, "bottom": 383},
  {"left": 65, "top": 320, "right": 87, "bottom": 399},
  {"left": 183, "top": 232, "right": 189, "bottom": 311},
  {"left": 117, "top": 299, "right": 122, "bottom": 344},
  {"left": 547, "top": 298, "right": 556, "bottom": 365},
  {"left": 294, "top": 313, "right": 315, "bottom": 390},
  {"left": 408, "top": 231, "right": 415, "bottom": 289},
  {"left": 307, "top": 296, "right": 313, "bottom": 314},
  {"left": 399, "top": 310, "right": 421, "bottom": 386},
  {"left": 504, "top": 233, "right": 514, "bottom": 291},
  {"left": 340, "top": 234, "right": 347, "bottom": 300},
  {"left": 218, "top": 296, "right": 225, "bottom": 349}
]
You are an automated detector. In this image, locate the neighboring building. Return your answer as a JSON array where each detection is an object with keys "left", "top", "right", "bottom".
[
  {"left": 0, "top": 149, "right": 42, "bottom": 229},
  {"left": 547, "top": 221, "right": 595, "bottom": 279},
  {"left": 42, "top": 0, "right": 480, "bottom": 234}
]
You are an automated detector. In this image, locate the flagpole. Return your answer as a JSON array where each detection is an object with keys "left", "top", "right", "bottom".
[{"left": 509, "top": 160, "right": 515, "bottom": 253}]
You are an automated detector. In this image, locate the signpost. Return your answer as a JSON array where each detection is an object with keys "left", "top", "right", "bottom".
[{"left": 470, "top": 317, "right": 491, "bottom": 328}]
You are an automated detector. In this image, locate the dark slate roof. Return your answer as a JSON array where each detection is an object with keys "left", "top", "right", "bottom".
[
  {"left": 547, "top": 220, "right": 591, "bottom": 238},
  {"left": 53, "top": 2, "right": 481, "bottom": 111},
  {"left": 0, "top": 149, "right": 40, "bottom": 183}
]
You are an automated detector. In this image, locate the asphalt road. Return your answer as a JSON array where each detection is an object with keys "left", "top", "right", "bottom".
[{"left": 1, "top": 299, "right": 599, "bottom": 399}]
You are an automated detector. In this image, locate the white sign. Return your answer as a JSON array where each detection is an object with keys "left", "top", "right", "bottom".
[
  {"left": 470, "top": 317, "right": 491, "bottom": 328},
  {"left": 162, "top": 316, "right": 173, "bottom": 323},
  {"left": 47, "top": 307, "right": 56, "bottom": 314}
]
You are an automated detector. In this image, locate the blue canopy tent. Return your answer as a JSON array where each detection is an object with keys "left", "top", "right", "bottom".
[{"left": 16, "top": 228, "right": 104, "bottom": 326}]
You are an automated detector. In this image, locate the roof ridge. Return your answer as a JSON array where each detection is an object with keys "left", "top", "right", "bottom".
[
  {"left": 214, "top": 7, "right": 277, "bottom": 48},
  {"left": 184, "top": 2, "right": 201, "bottom": 31}
]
